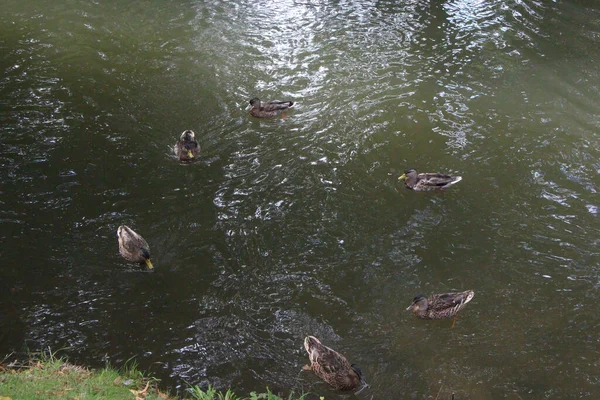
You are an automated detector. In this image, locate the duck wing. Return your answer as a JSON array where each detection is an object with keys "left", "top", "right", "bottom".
[
  {"left": 310, "top": 344, "right": 350, "bottom": 374},
  {"left": 261, "top": 101, "right": 294, "bottom": 112},
  {"left": 430, "top": 291, "right": 474, "bottom": 313},
  {"left": 418, "top": 173, "right": 461, "bottom": 188},
  {"left": 117, "top": 226, "right": 149, "bottom": 262}
]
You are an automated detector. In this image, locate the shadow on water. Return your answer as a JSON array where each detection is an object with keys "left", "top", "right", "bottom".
[{"left": 2, "top": 0, "right": 600, "bottom": 398}]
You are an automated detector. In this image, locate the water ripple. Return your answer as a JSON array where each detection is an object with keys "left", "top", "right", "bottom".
[{"left": 3, "top": 0, "right": 600, "bottom": 398}]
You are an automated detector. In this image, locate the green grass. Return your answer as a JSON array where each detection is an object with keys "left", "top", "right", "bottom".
[
  {"left": 0, "top": 350, "right": 312, "bottom": 400},
  {"left": 0, "top": 349, "right": 170, "bottom": 400},
  {"left": 187, "top": 386, "right": 309, "bottom": 400}
]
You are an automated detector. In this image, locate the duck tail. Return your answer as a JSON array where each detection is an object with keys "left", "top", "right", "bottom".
[{"left": 442, "top": 176, "right": 462, "bottom": 189}]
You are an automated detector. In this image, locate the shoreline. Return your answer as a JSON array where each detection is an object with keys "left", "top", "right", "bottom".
[{"left": 0, "top": 351, "right": 310, "bottom": 400}]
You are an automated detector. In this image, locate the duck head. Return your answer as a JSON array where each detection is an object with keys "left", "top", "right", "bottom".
[
  {"left": 406, "top": 294, "right": 427, "bottom": 311},
  {"left": 398, "top": 168, "right": 417, "bottom": 182},
  {"left": 351, "top": 364, "right": 368, "bottom": 387},
  {"left": 249, "top": 98, "right": 261, "bottom": 108},
  {"left": 141, "top": 247, "right": 153, "bottom": 270}
]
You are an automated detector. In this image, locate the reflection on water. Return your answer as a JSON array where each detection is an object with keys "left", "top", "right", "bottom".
[{"left": 2, "top": 0, "right": 600, "bottom": 398}]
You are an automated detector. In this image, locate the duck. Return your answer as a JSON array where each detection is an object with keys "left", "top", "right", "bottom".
[
  {"left": 174, "top": 130, "right": 200, "bottom": 161},
  {"left": 117, "top": 225, "right": 153, "bottom": 270},
  {"left": 398, "top": 168, "right": 462, "bottom": 191},
  {"left": 406, "top": 290, "right": 475, "bottom": 320},
  {"left": 303, "top": 336, "right": 368, "bottom": 392},
  {"left": 249, "top": 97, "right": 294, "bottom": 118}
]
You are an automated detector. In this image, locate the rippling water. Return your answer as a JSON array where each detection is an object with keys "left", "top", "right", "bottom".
[{"left": 2, "top": 0, "right": 600, "bottom": 398}]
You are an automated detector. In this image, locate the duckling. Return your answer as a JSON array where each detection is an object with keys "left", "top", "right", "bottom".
[
  {"left": 398, "top": 168, "right": 462, "bottom": 191},
  {"left": 406, "top": 290, "right": 475, "bottom": 320},
  {"left": 174, "top": 130, "right": 200, "bottom": 161},
  {"left": 303, "top": 336, "right": 368, "bottom": 391},
  {"left": 117, "top": 225, "right": 153, "bottom": 270},
  {"left": 249, "top": 97, "right": 294, "bottom": 118}
]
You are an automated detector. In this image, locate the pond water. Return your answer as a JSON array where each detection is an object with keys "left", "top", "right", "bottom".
[{"left": 2, "top": 0, "right": 600, "bottom": 398}]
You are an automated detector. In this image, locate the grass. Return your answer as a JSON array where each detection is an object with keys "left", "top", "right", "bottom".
[
  {"left": 0, "top": 350, "right": 311, "bottom": 400},
  {"left": 187, "top": 386, "right": 309, "bottom": 400},
  {"left": 0, "top": 349, "right": 170, "bottom": 400}
]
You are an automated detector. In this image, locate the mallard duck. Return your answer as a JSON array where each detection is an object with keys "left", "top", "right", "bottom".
[
  {"left": 303, "top": 336, "right": 368, "bottom": 392},
  {"left": 406, "top": 290, "right": 474, "bottom": 320},
  {"left": 398, "top": 168, "right": 462, "bottom": 191},
  {"left": 117, "top": 225, "right": 153, "bottom": 270},
  {"left": 249, "top": 97, "right": 294, "bottom": 118},
  {"left": 174, "top": 130, "right": 200, "bottom": 161}
]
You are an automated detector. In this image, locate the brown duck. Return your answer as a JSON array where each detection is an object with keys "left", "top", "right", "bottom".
[
  {"left": 174, "top": 130, "right": 200, "bottom": 162},
  {"left": 398, "top": 168, "right": 462, "bottom": 191},
  {"left": 117, "top": 225, "right": 153, "bottom": 270},
  {"left": 249, "top": 97, "right": 294, "bottom": 118},
  {"left": 303, "top": 336, "right": 368, "bottom": 391},
  {"left": 406, "top": 290, "right": 475, "bottom": 319}
]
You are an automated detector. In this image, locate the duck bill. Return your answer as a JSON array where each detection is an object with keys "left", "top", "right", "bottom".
[
  {"left": 145, "top": 259, "right": 154, "bottom": 270},
  {"left": 187, "top": 150, "right": 194, "bottom": 159},
  {"left": 406, "top": 303, "right": 415, "bottom": 311},
  {"left": 398, "top": 173, "right": 407, "bottom": 181}
]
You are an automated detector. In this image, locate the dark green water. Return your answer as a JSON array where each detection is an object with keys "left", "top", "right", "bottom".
[{"left": 2, "top": 0, "right": 600, "bottom": 398}]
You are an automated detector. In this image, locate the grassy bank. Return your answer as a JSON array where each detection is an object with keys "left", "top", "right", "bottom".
[{"left": 0, "top": 351, "right": 309, "bottom": 400}]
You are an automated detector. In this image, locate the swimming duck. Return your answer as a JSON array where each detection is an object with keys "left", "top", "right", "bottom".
[
  {"left": 117, "top": 225, "right": 153, "bottom": 270},
  {"left": 174, "top": 130, "right": 200, "bottom": 161},
  {"left": 398, "top": 169, "right": 462, "bottom": 191},
  {"left": 303, "top": 336, "right": 368, "bottom": 391},
  {"left": 406, "top": 290, "right": 474, "bottom": 320},
  {"left": 249, "top": 97, "right": 294, "bottom": 118}
]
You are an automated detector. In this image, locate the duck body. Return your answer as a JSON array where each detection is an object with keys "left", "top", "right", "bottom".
[
  {"left": 175, "top": 130, "right": 200, "bottom": 161},
  {"left": 304, "top": 336, "right": 367, "bottom": 391},
  {"left": 249, "top": 97, "right": 294, "bottom": 118},
  {"left": 398, "top": 168, "right": 462, "bottom": 191},
  {"left": 117, "top": 225, "right": 153, "bottom": 270},
  {"left": 407, "top": 290, "right": 474, "bottom": 319}
]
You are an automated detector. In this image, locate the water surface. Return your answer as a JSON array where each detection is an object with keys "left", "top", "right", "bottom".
[{"left": 2, "top": 0, "right": 600, "bottom": 398}]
